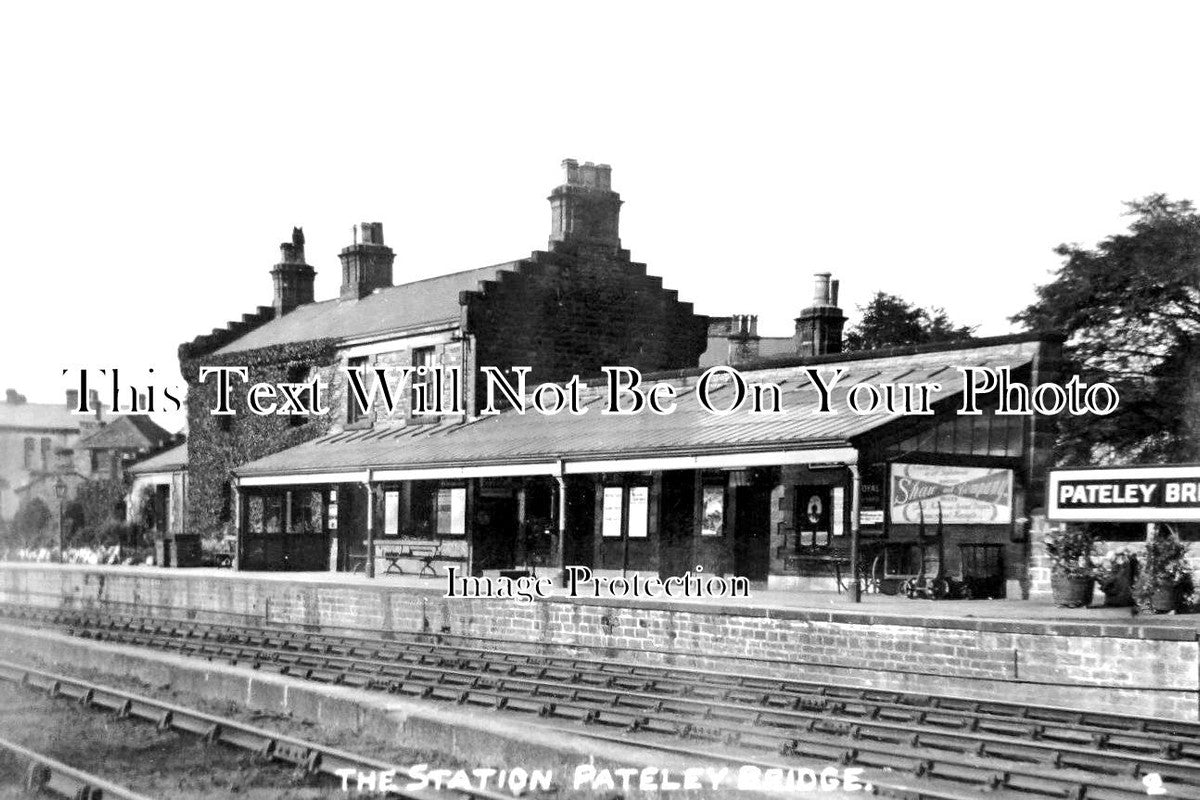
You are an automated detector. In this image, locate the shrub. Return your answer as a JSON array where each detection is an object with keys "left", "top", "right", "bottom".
[{"left": 1044, "top": 527, "right": 1096, "bottom": 578}]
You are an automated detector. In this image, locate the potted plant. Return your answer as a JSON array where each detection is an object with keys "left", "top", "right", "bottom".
[
  {"left": 1134, "top": 526, "right": 1194, "bottom": 614},
  {"left": 1092, "top": 548, "right": 1138, "bottom": 607},
  {"left": 1044, "top": 527, "right": 1096, "bottom": 607}
]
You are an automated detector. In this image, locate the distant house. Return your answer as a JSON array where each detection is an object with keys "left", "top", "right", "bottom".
[
  {"left": 0, "top": 389, "right": 104, "bottom": 536},
  {"left": 127, "top": 441, "right": 189, "bottom": 565},
  {"left": 76, "top": 414, "right": 174, "bottom": 482}
]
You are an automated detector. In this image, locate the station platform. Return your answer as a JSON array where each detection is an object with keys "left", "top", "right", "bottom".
[
  {"left": 2, "top": 561, "right": 1197, "bottom": 721},
  {"left": 12, "top": 562, "right": 1193, "bottom": 631}
]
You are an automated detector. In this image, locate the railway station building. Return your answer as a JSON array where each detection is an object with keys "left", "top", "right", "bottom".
[{"left": 179, "top": 159, "right": 1059, "bottom": 597}]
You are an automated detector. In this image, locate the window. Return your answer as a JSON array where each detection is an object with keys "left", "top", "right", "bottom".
[
  {"left": 347, "top": 356, "right": 369, "bottom": 424},
  {"left": 40, "top": 438, "right": 51, "bottom": 471},
  {"left": 411, "top": 347, "right": 435, "bottom": 416},
  {"left": 23, "top": 438, "right": 35, "bottom": 469},
  {"left": 90, "top": 450, "right": 101, "bottom": 474}
]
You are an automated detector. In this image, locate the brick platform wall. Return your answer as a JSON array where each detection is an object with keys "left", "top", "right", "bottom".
[{"left": 2, "top": 563, "right": 1196, "bottom": 722}]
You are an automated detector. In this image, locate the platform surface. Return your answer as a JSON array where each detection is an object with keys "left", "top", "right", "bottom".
[{"left": 5, "top": 561, "right": 1197, "bottom": 634}]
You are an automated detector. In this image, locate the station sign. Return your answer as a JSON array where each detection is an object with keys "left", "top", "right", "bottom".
[{"left": 1047, "top": 465, "right": 1200, "bottom": 522}]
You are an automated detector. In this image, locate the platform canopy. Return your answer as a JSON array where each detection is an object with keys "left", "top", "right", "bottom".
[{"left": 233, "top": 337, "right": 1042, "bottom": 486}]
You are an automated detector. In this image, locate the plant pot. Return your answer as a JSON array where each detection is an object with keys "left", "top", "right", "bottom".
[
  {"left": 1100, "top": 569, "right": 1135, "bottom": 607},
  {"left": 1150, "top": 585, "right": 1182, "bottom": 614},
  {"left": 1051, "top": 573, "right": 1094, "bottom": 608}
]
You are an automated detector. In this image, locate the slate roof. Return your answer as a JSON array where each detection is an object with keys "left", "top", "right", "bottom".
[
  {"left": 76, "top": 415, "right": 172, "bottom": 451},
  {"left": 128, "top": 442, "right": 188, "bottom": 475},
  {"left": 212, "top": 262, "right": 519, "bottom": 355},
  {"left": 234, "top": 336, "right": 1045, "bottom": 477},
  {"left": 0, "top": 401, "right": 83, "bottom": 432}
]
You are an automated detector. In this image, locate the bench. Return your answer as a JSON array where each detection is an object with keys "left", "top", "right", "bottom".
[{"left": 379, "top": 540, "right": 442, "bottom": 577}]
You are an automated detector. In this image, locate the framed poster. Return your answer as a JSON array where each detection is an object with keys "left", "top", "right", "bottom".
[
  {"left": 627, "top": 486, "right": 649, "bottom": 538},
  {"left": 602, "top": 487, "right": 623, "bottom": 537},
  {"left": 437, "top": 487, "right": 467, "bottom": 535},
  {"left": 383, "top": 490, "right": 399, "bottom": 535},
  {"left": 889, "top": 463, "right": 1013, "bottom": 524},
  {"left": 701, "top": 484, "right": 724, "bottom": 536}
]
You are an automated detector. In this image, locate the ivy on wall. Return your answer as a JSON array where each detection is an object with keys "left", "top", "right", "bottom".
[{"left": 181, "top": 338, "right": 339, "bottom": 537}]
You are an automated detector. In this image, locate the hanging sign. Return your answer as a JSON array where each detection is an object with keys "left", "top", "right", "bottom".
[{"left": 889, "top": 463, "right": 1012, "bottom": 524}]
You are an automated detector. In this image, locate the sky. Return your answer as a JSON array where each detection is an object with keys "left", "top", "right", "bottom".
[{"left": 3, "top": 1, "right": 1199, "bottom": 432}]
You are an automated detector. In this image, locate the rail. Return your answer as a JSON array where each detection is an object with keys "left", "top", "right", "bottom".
[{"left": 0, "top": 736, "right": 156, "bottom": 800}]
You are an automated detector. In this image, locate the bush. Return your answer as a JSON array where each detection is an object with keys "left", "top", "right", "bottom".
[
  {"left": 1044, "top": 527, "right": 1096, "bottom": 578},
  {"left": 1134, "top": 525, "right": 1194, "bottom": 612}
]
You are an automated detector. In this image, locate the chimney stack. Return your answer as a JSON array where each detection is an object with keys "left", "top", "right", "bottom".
[
  {"left": 548, "top": 159, "right": 623, "bottom": 252},
  {"left": 726, "top": 314, "right": 761, "bottom": 364},
  {"left": 271, "top": 227, "right": 316, "bottom": 316},
  {"left": 340, "top": 222, "right": 395, "bottom": 300},
  {"left": 794, "top": 272, "right": 846, "bottom": 357},
  {"left": 4, "top": 389, "right": 25, "bottom": 405},
  {"left": 66, "top": 389, "right": 79, "bottom": 410}
]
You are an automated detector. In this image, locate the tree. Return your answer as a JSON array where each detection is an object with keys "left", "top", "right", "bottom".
[
  {"left": 844, "top": 292, "right": 975, "bottom": 352},
  {"left": 10, "top": 498, "right": 51, "bottom": 549},
  {"left": 1013, "top": 194, "right": 1200, "bottom": 464}
]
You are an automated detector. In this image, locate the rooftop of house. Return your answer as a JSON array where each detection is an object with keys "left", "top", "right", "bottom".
[
  {"left": 234, "top": 334, "right": 1051, "bottom": 478},
  {"left": 0, "top": 390, "right": 92, "bottom": 433},
  {"left": 211, "top": 262, "right": 520, "bottom": 356},
  {"left": 128, "top": 441, "right": 188, "bottom": 475},
  {"left": 76, "top": 415, "right": 172, "bottom": 452}
]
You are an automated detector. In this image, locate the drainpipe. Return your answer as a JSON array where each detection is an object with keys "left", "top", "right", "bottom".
[
  {"left": 849, "top": 463, "right": 862, "bottom": 603},
  {"left": 554, "top": 459, "right": 567, "bottom": 585},
  {"left": 365, "top": 468, "right": 375, "bottom": 579}
]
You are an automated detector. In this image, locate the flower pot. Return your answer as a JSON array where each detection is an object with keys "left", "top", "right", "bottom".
[
  {"left": 1051, "top": 573, "right": 1094, "bottom": 608},
  {"left": 1150, "top": 585, "right": 1182, "bottom": 614},
  {"left": 1100, "top": 564, "right": 1135, "bottom": 607}
]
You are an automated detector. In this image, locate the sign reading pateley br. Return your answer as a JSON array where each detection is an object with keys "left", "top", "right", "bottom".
[
  {"left": 889, "top": 464, "right": 1013, "bottom": 525},
  {"left": 1048, "top": 465, "right": 1200, "bottom": 522}
]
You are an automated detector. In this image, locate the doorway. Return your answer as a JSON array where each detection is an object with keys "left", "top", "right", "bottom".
[{"left": 733, "top": 485, "right": 771, "bottom": 581}]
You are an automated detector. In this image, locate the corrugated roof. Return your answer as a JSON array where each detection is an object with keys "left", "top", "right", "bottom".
[
  {"left": 77, "top": 415, "right": 172, "bottom": 451},
  {"left": 213, "top": 262, "right": 518, "bottom": 355},
  {"left": 128, "top": 442, "right": 187, "bottom": 475},
  {"left": 234, "top": 338, "right": 1041, "bottom": 477},
  {"left": 0, "top": 401, "right": 84, "bottom": 432}
]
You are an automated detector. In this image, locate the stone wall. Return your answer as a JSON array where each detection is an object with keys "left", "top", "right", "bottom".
[{"left": 2, "top": 563, "right": 1196, "bottom": 721}]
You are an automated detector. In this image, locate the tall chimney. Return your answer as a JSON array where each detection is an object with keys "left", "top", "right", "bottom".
[
  {"left": 66, "top": 389, "right": 79, "bottom": 410},
  {"left": 548, "top": 159, "right": 623, "bottom": 252},
  {"left": 794, "top": 272, "right": 846, "bottom": 357},
  {"left": 726, "top": 314, "right": 761, "bottom": 364},
  {"left": 339, "top": 222, "right": 395, "bottom": 300},
  {"left": 271, "top": 227, "right": 316, "bottom": 315}
]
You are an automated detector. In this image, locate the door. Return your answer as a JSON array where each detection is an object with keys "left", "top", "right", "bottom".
[
  {"left": 733, "top": 485, "right": 771, "bottom": 581},
  {"left": 563, "top": 477, "right": 595, "bottom": 568},
  {"left": 658, "top": 470, "right": 695, "bottom": 580}
]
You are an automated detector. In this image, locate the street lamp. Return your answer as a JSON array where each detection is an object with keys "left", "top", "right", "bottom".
[{"left": 53, "top": 477, "right": 66, "bottom": 563}]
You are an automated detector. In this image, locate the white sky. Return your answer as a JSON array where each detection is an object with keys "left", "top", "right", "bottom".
[{"left": 3, "top": 1, "right": 1199, "bottom": 432}]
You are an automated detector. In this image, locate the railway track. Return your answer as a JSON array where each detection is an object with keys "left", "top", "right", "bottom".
[
  {"left": 0, "top": 658, "right": 516, "bottom": 800},
  {"left": 0, "top": 735, "right": 154, "bottom": 800},
  {"left": 0, "top": 602, "right": 1194, "bottom": 799}
]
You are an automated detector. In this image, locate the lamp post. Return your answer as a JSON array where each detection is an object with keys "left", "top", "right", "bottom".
[{"left": 53, "top": 477, "right": 67, "bottom": 563}]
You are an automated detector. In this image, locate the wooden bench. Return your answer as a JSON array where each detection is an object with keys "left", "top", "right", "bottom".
[{"left": 379, "top": 540, "right": 443, "bottom": 577}]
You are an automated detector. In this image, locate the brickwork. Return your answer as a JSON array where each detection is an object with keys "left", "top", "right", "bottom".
[
  {"left": 3, "top": 564, "right": 1196, "bottom": 721},
  {"left": 464, "top": 247, "right": 708, "bottom": 387}
]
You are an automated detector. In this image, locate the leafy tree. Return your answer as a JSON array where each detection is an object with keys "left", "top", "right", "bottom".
[
  {"left": 844, "top": 292, "right": 975, "bottom": 352},
  {"left": 1013, "top": 194, "right": 1200, "bottom": 464},
  {"left": 10, "top": 498, "right": 51, "bottom": 549}
]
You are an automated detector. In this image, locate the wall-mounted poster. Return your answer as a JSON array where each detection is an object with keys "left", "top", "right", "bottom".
[
  {"left": 889, "top": 463, "right": 1013, "bottom": 524},
  {"left": 701, "top": 485, "right": 724, "bottom": 536},
  {"left": 602, "top": 487, "right": 624, "bottom": 537},
  {"left": 383, "top": 490, "right": 399, "bottom": 535},
  {"left": 627, "top": 486, "right": 649, "bottom": 538},
  {"left": 436, "top": 487, "right": 467, "bottom": 535}
]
